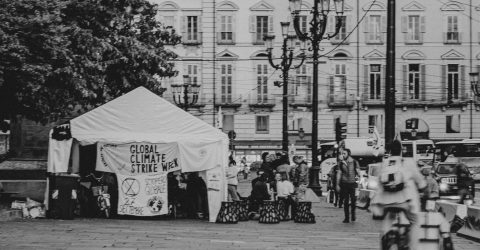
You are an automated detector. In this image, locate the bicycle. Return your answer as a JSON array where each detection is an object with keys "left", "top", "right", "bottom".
[
  {"left": 86, "top": 173, "right": 111, "bottom": 218},
  {"left": 381, "top": 207, "right": 411, "bottom": 250}
]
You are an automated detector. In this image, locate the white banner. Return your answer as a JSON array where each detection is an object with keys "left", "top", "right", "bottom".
[
  {"left": 116, "top": 173, "right": 168, "bottom": 216},
  {"left": 96, "top": 142, "right": 180, "bottom": 216},
  {"left": 96, "top": 143, "right": 180, "bottom": 175}
]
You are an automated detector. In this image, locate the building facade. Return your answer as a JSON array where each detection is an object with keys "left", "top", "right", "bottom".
[{"left": 155, "top": 0, "right": 480, "bottom": 162}]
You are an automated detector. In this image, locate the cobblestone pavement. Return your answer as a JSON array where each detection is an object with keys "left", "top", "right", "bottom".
[{"left": 0, "top": 173, "right": 478, "bottom": 250}]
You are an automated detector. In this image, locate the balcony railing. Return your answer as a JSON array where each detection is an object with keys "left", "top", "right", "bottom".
[
  {"left": 215, "top": 94, "right": 242, "bottom": 108},
  {"left": 327, "top": 94, "right": 355, "bottom": 107},
  {"left": 289, "top": 95, "right": 312, "bottom": 107},
  {"left": 182, "top": 32, "right": 203, "bottom": 45},
  {"left": 248, "top": 96, "right": 276, "bottom": 108},
  {"left": 443, "top": 32, "right": 461, "bottom": 44}
]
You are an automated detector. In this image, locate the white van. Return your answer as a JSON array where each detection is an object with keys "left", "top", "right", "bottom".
[{"left": 401, "top": 139, "right": 435, "bottom": 167}]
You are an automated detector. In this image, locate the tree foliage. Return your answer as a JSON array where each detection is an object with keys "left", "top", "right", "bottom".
[{"left": 0, "top": 0, "right": 180, "bottom": 123}]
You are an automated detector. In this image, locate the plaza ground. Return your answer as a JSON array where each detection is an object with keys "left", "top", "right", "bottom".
[{"left": 0, "top": 174, "right": 479, "bottom": 250}]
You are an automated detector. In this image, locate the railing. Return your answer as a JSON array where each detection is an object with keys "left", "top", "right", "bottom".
[
  {"left": 327, "top": 94, "right": 355, "bottom": 107},
  {"left": 248, "top": 96, "right": 276, "bottom": 108},
  {"left": 443, "top": 32, "right": 461, "bottom": 44}
]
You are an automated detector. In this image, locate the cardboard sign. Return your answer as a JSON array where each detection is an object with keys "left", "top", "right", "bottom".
[{"left": 116, "top": 173, "right": 168, "bottom": 216}]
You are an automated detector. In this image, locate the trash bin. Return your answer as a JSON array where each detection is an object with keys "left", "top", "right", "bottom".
[{"left": 49, "top": 174, "right": 79, "bottom": 220}]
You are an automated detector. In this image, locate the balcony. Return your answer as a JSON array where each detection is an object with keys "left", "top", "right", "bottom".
[
  {"left": 363, "top": 94, "right": 385, "bottom": 107},
  {"left": 248, "top": 96, "right": 276, "bottom": 109},
  {"left": 182, "top": 32, "right": 203, "bottom": 46},
  {"left": 289, "top": 95, "right": 312, "bottom": 108},
  {"left": 396, "top": 96, "right": 470, "bottom": 108},
  {"left": 443, "top": 32, "right": 461, "bottom": 44},
  {"left": 327, "top": 94, "right": 355, "bottom": 108},
  {"left": 214, "top": 94, "right": 242, "bottom": 109}
]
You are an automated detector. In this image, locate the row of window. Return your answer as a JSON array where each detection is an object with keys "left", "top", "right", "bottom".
[
  {"left": 165, "top": 14, "right": 471, "bottom": 45},
  {"left": 181, "top": 62, "right": 471, "bottom": 104},
  {"left": 223, "top": 114, "right": 461, "bottom": 135}
]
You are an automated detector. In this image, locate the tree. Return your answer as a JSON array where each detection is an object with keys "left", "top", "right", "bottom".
[{"left": 0, "top": 0, "right": 180, "bottom": 123}]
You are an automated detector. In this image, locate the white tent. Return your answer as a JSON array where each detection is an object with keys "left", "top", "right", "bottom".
[{"left": 47, "top": 87, "right": 229, "bottom": 222}]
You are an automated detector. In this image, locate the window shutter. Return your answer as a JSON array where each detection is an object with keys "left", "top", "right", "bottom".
[
  {"left": 458, "top": 32, "right": 462, "bottom": 43},
  {"left": 328, "top": 15, "right": 335, "bottom": 35},
  {"left": 381, "top": 65, "right": 386, "bottom": 101},
  {"left": 364, "top": 65, "right": 369, "bottom": 101},
  {"left": 181, "top": 16, "right": 187, "bottom": 41},
  {"left": 329, "top": 76, "right": 334, "bottom": 103},
  {"left": 345, "top": 16, "right": 351, "bottom": 42},
  {"left": 420, "top": 16, "right": 426, "bottom": 33},
  {"left": 364, "top": 15, "right": 370, "bottom": 33},
  {"left": 249, "top": 15, "right": 256, "bottom": 32},
  {"left": 268, "top": 15, "right": 274, "bottom": 33},
  {"left": 232, "top": 14, "right": 236, "bottom": 43},
  {"left": 403, "top": 64, "right": 408, "bottom": 101},
  {"left": 441, "top": 65, "right": 447, "bottom": 100},
  {"left": 381, "top": 16, "right": 387, "bottom": 33},
  {"left": 364, "top": 16, "right": 370, "bottom": 43},
  {"left": 460, "top": 65, "right": 465, "bottom": 99},
  {"left": 401, "top": 16, "right": 407, "bottom": 33},
  {"left": 216, "top": 15, "right": 222, "bottom": 43},
  {"left": 197, "top": 16, "right": 202, "bottom": 43},
  {"left": 421, "top": 64, "right": 426, "bottom": 101}
]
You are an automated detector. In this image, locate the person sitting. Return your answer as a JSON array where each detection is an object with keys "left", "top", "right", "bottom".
[{"left": 275, "top": 172, "right": 294, "bottom": 220}]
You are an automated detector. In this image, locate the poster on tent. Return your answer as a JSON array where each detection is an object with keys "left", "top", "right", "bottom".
[
  {"left": 116, "top": 172, "right": 169, "bottom": 216},
  {"left": 96, "top": 142, "right": 180, "bottom": 216},
  {"left": 96, "top": 142, "right": 181, "bottom": 175}
]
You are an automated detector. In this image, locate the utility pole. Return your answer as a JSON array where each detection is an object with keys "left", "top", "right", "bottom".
[{"left": 385, "top": 0, "right": 396, "bottom": 148}]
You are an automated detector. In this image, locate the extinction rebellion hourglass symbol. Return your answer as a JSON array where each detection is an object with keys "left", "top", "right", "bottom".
[{"left": 122, "top": 178, "right": 140, "bottom": 197}]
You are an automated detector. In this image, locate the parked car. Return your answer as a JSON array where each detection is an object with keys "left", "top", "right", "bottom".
[{"left": 433, "top": 162, "right": 475, "bottom": 197}]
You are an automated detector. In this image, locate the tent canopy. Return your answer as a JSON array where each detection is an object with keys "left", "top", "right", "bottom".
[{"left": 71, "top": 87, "right": 228, "bottom": 145}]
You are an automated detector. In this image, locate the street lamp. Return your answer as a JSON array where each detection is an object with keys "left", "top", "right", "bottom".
[
  {"left": 264, "top": 22, "right": 306, "bottom": 153},
  {"left": 171, "top": 75, "right": 201, "bottom": 111},
  {"left": 469, "top": 72, "right": 479, "bottom": 139},
  {"left": 289, "top": 0, "right": 345, "bottom": 195}
]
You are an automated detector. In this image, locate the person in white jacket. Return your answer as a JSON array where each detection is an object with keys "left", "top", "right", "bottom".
[{"left": 371, "top": 140, "right": 426, "bottom": 250}]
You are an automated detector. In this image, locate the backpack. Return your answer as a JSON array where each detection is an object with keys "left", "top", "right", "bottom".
[{"left": 379, "top": 157, "right": 406, "bottom": 192}]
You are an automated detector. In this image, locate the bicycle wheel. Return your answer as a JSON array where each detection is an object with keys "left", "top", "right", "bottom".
[{"left": 382, "top": 230, "right": 399, "bottom": 250}]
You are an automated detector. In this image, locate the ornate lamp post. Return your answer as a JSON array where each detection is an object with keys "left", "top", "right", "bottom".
[
  {"left": 171, "top": 75, "right": 201, "bottom": 111},
  {"left": 289, "top": 0, "right": 345, "bottom": 195},
  {"left": 264, "top": 22, "right": 306, "bottom": 153},
  {"left": 470, "top": 72, "right": 479, "bottom": 139}
]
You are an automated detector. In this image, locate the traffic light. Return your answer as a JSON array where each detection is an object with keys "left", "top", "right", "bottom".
[{"left": 335, "top": 118, "right": 347, "bottom": 143}]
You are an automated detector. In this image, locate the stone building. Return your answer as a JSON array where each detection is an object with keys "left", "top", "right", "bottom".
[{"left": 155, "top": 0, "right": 480, "bottom": 161}]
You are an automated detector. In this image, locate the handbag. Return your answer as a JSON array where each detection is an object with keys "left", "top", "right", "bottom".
[{"left": 328, "top": 190, "right": 334, "bottom": 204}]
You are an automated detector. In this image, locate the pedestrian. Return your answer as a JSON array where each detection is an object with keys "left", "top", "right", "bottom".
[
  {"left": 456, "top": 162, "right": 473, "bottom": 204},
  {"left": 226, "top": 160, "right": 240, "bottom": 201},
  {"left": 291, "top": 155, "right": 309, "bottom": 201},
  {"left": 250, "top": 172, "right": 270, "bottom": 215},
  {"left": 241, "top": 157, "right": 249, "bottom": 180},
  {"left": 260, "top": 152, "right": 274, "bottom": 182},
  {"left": 420, "top": 167, "right": 439, "bottom": 211},
  {"left": 370, "top": 139, "right": 426, "bottom": 250},
  {"left": 336, "top": 148, "right": 360, "bottom": 223},
  {"left": 275, "top": 172, "right": 295, "bottom": 220},
  {"left": 328, "top": 164, "right": 342, "bottom": 208}
]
